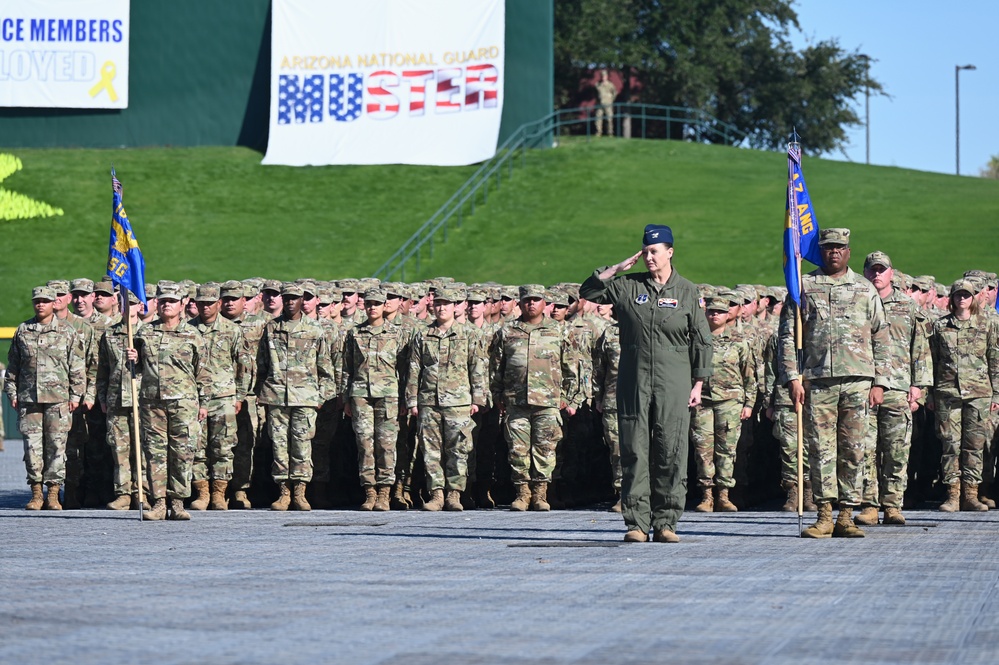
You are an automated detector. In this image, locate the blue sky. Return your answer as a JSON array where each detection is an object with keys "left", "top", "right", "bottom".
[{"left": 789, "top": 1, "right": 997, "bottom": 176}]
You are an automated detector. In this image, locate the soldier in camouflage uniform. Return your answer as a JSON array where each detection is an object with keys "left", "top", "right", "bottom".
[
  {"left": 465, "top": 288, "right": 503, "bottom": 508},
  {"left": 189, "top": 283, "right": 247, "bottom": 511},
  {"left": 594, "top": 70, "right": 617, "bottom": 137},
  {"left": 309, "top": 283, "right": 346, "bottom": 508},
  {"left": 490, "top": 285, "right": 580, "bottom": 512},
  {"left": 929, "top": 279, "right": 999, "bottom": 512},
  {"left": 47, "top": 279, "right": 100, "bottom": 508},
  {"left": 256, "top": 282, "right": 336, "bottom": 511},
  {"left": 382, "top": 282, "right": 419, "bottom": 509},
  {"left": 779, "top": 228, "right": 891, "bottom": 539},
  {"left": 592, "top": 317, "right": 623, "bottom": 511},
  {"left": 856, "top": 252, "right": 932, "bottom": 525},
  {"left": 343, "top": 288, "right": 409, "bottom": 511},
  {"left": 93, "top": 280, "right": 120, "bottom": 321},
  {"left": 220, "top": 280, "right": 267, "bottom": 508},
  {"left": 97, "top": 292, "right": 146, "bottom": 510},
  {"left": 406, "top": 287, "right": 488, "bottom": 511},
  {"left": 130, "top": 281, "right": 211, "bottom": 521},
  {"left": 690, "top": 296, "right": 756, "bottom": 512},
  {"left": 5, "top": 286, "right": 86, "bottom": 510}
]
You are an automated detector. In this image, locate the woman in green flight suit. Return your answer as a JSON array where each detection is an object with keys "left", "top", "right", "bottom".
[{"left": 580, "top": 224, "right": 713, "bottom": 542}]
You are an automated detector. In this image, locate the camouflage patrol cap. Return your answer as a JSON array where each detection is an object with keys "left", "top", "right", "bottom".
[
  {"left": 300, "top": 281, "right": 318, "bottom": 298},
  {"left": 383, "top": 282, "right": 406, "bottom": 299},
  {"left": 327, "top": 285, "right": 343, "bottom": 302},
  {"left": 243, "top": 277, "right": 264, "bottom": 291},
  {"left": 156, "top": 281, "right": 184, "bottom": 300},
  {"left": 519, "top": 284, "right": 546, "bottom": 301},
  {"left": 466, "top": 288, "right": 488, "bottom": 303},
  {"left": 318, "top": 285, "right": 334, "bottom": 304},
  {"left": 704, "top": 296, "right": 730, "bottom": 312},
  {"left": 220, "top": 280, "right": 244, "bottom": 299},
  {"left": 125, "top": 290, "right": 140, "bottom": 305},
  {"left": 950, "top": 279, "right": 976, "bottom": 297},
  {"left": 94, "top": 280, "right": 115, "bottom": 295},
  {"left": 433, "top": 287, "right": 465, "bottom": 303},
  {"left": 47, "top": 280, "right": 70, "bottom": 295},
  {"left": 262, "top": 279, "right": 282, "bottom": 293},
  {"left": 337, "top": 278, "right": 360, "bottom": 294},
  {"left": 912, "top": 276, "right": 935, "bottom": 292},
  {"left": 563, "top": 284, "right": 580, "bottom": 302},
  {"left": 935, "top": 283, "right": 946, "bottom": 297},
  {"left": 144, "top": 283, "right": 157, "bottom": 300},
  {"left": 501, "top": 286, "right": 520, "bottom": 300},
  {"left": 964, "top": 275, "right": 986, "bottom": 294},
  {"left": 32, "top": 285, "right": 56, "bottom": 301},
  {"left": 818, "top": 228, "right": 850, "bottom": 246},
  {"left": 548, "top": 287, "right": 570, "bottom": 307},
  {"left": 195, "top": 283, "right": 221, "bottom": 302},
  {"left": 963, "top": 270, "right": 988, "bottom": 280},
  {"left": 735, "top": 285, "right": 757, "bottom": 304},
  {"left": 281, "top": 281, "right": 304, "bottom": 298},
  {"left": 864, "top": 251, "right": 892, "bottom": 269},
  {"left": 363, "top": 287, "right": 387, "bottom": 304},
  {"left": 717, "top": 290, "right": 742, "bottom": 307},
  {"left": 70, "top": 278, "right": 95, "bottom": 294}
]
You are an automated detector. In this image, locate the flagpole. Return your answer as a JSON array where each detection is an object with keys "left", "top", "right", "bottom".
[
  {"left": 126, "top": 294, "right": 144, "bottom": 522},
  {"left": 789, "top": 130, "right": 805, "bottom": 535}
]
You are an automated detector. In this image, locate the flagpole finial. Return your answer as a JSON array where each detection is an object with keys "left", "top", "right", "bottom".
[{"left": 790, "top": 127, "right": 800, "bottom": 145}]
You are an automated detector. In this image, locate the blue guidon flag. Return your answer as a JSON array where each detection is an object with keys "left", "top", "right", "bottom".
[
  {"left": 782, "top": 143, "right": 823, "bottom": 305},
  {"left": 107, "top": 167, "right": 147, "bottom": 303}
]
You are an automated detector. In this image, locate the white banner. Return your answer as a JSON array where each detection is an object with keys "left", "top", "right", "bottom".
[
  {"left": 0, "top": 0, "right": 129, "bottom": 108},
  {"left": 262, "top": 0, "right": 505, "bottom": 166}
]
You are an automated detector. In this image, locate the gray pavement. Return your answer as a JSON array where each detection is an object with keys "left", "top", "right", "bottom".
[{"left": 1, "top": 444, "right": 998, "bottom": 665}]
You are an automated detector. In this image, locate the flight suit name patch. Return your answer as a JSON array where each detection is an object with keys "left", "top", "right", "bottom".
[{"left": 658, "top": 298, "right": 678, "bottom": 308}]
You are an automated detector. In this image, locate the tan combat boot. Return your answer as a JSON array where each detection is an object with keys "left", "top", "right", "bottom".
[
  {"left": 832, "top": 507, "right": 865, "bottom": 538},
  {"left": 882, "top": 506, "right": 906, "bottom": 525},
  {"left": 390, "top": 480, "right": 410, "bottom": 510},
  {"left": 623, "top": 529, "right": 648, "bottom": 542},
  {"left": 802, "top": 479, "right": 817, "bottom": 512},
  {"left": 653, "top": 527, "right": 680, "bottom": 543},
  {"left": 694, "top": 487, "right": 713, "bottom": 512},
  {"left": 854, "top": 504, "right": 879, "bottom": 525},
  {"left": 359, "top": 486, "right": 377, "bottom": 511},
  {"left": 189, "top": 480, "right": 210, "bottom": 511},
  {"left": 961, "top": 482, "right": 988, "bottom": 511},
  {"left": 373, "top": 486, "right": 391, "bottom": 511},
  {"left": 445, "top": 490, "right": 464, "bottom": 511},
  {"left": 781, "top": 481, "right": 798, "bottom": 512},
  {"left": 423, "top": 489, "right": 444, "bottom": 511},
  {"left": 231, "top": 490, "right": 251, "bottom": 510},
  {"left": 980, "top": 494, "right": 997, "bottom": 509},
  {"left": 715, "top": 488, "right": 738, "bottom": 512},
  {"left": 209, "top": 480, "right": 229, "bottom": 511},
  {"left": 530, "top": 482, "right": 551, "bottom": 511},
  {"left": 291, "top": 482, "right": 311, "bottom": 511},
  {"left": 169, "top": 498, "right": 191, "bottom": 521},
  {"left": 143, "top": 497, "right": 167, "bottom": 520},
  {"left": 43, "top": 484, "right": 62, "bottom": 510},
  {"left": 107, "top": 494, "right": 132, "bottom": 511},
  {"left": 801, "top": 502, "right": 834, "bottom": 538},
  {"left": 270, "top": 482, "right": 292, "bottom": 511},
  {"left": 610, "top": 491, "right": 622, "bottom": 513},
  {"left": 938, "top": 483, "right": 960, "bottom": 512},
  {"left": 510, "top": 483, "right": 531, "bottom": 511},
  {"left": 26, "top": 482, "right": 44, "bottom": 510}
]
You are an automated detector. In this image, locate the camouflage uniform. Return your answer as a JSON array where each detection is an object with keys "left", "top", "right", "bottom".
[
  {"left": 778, "top": 266, "right": 890, "bottom": 507},
  {"left": 929, "top": 311, "right": 999, "bottom": 485},
  {"left": 489, "top": 304, "right": 580, "bottom": 487},
  {"left": 191, "top": 309, "right": 246, "bottom": 483},
  {"left": 762, "top": 330, "right": 809, "bottom": 484},
  {"left": 256, "top": 308, "right": 335, "bottom": 484},
  {"left": 592, "top": 322, "right": 622, "bottom": 490},
  {"left": 861, "top": 286, "right": 932, "bottom": 508},
  {"left": 312, "top": 314, "right": 346, "bottom": 488},
  {"left": 5, "top": 303, "right": 85, "bottom": 487},
  {"left": 690, "top": 328, "right": 756, "bottom": 489},
  {"left": 96, "top": 317, "right": 144, "bottom": 498},
  {"left": 343, "top": 314, "right": 409, "bottom": 488},
  {"left": 594, "top": 76, "right": 616, "bottom": 136},
  {"left": 133, "top": 315, "right": 210, "bottom": 502},
  {"left": 406, "top": 318, "right": 487, "bottom": 492}
]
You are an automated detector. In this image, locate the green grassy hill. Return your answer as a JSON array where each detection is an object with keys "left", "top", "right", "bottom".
[{"left": 2, "top": 138, "right": 998, "bottom": 330}]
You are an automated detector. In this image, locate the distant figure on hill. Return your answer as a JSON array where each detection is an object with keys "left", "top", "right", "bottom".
[{"left": 595, "top": 70, "right": 617, "bottom": 137}]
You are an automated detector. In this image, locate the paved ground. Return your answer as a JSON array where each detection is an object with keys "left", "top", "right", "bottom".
[{"left": 1, "top": 445, "right": 998, "bottom": 665}]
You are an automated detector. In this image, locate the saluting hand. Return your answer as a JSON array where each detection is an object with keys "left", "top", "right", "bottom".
[{"left": 617, "top": 251, "right": 642, "bottom": 272}]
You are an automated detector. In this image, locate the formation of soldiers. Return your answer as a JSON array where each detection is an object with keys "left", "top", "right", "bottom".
[{"left": 3, "top": 250, "right": 998, "bottom": 525}]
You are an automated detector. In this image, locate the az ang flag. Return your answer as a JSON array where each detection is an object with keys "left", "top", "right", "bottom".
[{"left": 263, "top": 0, "right": 505, "bottom": 167}]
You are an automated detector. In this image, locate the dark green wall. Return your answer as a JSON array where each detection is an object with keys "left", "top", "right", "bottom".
[{"left": 0, "top": 0, "right": 552, "bottom": 150}]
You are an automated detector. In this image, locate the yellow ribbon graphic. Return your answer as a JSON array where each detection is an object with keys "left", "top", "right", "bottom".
[{"left": 88, "top": 61, "right": 119, "bottom": 102}]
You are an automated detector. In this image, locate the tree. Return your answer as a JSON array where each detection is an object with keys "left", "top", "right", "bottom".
[
  {"left": 555, "top": 0, "right": 884, "bottom": 154},
  {"left": 981, "top": 155, "right": 999, "bottom": 179}
]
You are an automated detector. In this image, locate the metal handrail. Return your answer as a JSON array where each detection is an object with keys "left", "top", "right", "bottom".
[{"left": 372, "top": 103, "right": 748, "bottom": 281}]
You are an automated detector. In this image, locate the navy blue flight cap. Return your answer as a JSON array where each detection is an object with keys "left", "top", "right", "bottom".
[{"left": 643, "top": 224, "right": 673, "bottom": 246}]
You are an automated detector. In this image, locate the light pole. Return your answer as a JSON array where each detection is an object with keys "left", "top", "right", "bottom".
[
  {"left": 956, "top": 64, "right": 976, "bottom": 175},
  {"left": 860, "top": 55, "right": 870, "bottom": 165}
]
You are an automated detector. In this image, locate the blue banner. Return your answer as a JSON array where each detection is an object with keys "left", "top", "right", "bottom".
[
  {"left": 782, "top": 144, "right": 823, "bottom": 305},
  {"left": 106, "top": 167, "right": 146, "bottom": 303}
]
